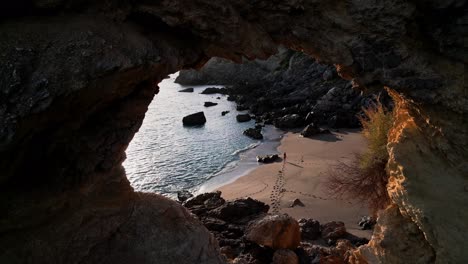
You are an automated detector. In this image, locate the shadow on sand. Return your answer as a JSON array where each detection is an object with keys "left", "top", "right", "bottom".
[
  {"left": 286, "top": 161, "right": 304, "bottom": 168},
  {"left": 309, "top": 132, "right": 342, "bottom": 142}
]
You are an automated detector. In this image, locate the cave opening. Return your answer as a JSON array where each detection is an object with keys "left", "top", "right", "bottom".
[
  {"left": 119, "top": 51, "right": 397, "bottom": 261},
  {"left": 1, "top": 1, "right": 467, "bottom": 263}
]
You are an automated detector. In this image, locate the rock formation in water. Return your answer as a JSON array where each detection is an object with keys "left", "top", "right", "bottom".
[
  {"left": 0, "top": 1, "right": 467, "bottom": 263},
  {"left": 183, "top": 112, "right": 207, "bottom": 126}
]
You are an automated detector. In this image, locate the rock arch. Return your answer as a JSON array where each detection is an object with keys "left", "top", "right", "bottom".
[{"left": 0, "top": 1, "right": 466, "bottom": 263}]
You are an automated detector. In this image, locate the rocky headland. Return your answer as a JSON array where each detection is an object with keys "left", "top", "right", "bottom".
[{"left": 177, "top": 49, "right": 393, "bottom": 131}]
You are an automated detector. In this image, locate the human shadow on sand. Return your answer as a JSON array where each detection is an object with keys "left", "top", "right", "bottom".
[{"left": 286, "top": 162, "right": 304, "bottom": 168}]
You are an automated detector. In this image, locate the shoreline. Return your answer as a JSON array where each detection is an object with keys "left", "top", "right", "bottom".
[
  {"left": 217, "top": 128, "right": 372, "bottom": 238},
  {"left": 197, "top": 125, "right": 284, "bottom": 194}
]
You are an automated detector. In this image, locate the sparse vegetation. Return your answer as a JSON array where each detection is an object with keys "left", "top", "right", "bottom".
[{"left": 326, "top": 101, "right": 394, "bottom": 215}]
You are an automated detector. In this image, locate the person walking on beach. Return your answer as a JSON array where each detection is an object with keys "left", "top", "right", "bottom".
[{"left": 283, "top": 152, "right": 287, "bottom": 160}]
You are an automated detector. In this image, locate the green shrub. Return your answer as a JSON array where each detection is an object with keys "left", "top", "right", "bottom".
[
  {"left": 359, "top": 102, "right": 394, "bottom": 171},
  {"left": 326, "top": 101, "right": 394, "bottom": 215}
]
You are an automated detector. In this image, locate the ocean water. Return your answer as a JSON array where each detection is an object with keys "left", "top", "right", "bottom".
[{"left": 124, "top": 73, "right": 283, "bottom": 198}]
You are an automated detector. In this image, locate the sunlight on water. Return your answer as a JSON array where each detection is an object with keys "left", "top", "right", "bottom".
[{"left": 124, "top": 73, "right": 283, "bottom": 198}]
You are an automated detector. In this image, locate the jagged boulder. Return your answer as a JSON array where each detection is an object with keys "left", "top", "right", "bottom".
[
  {"left": 221, "top": 111, "right": 230, "bottom": 116},
  {"left": 201, "top": 87, "right": 227, "bottom": 94},
  {"left": 183, "top": 191, "right": 225, "bottom": 213},
  {"left": 321, "top": 221, "right": 347, "bottom": 240},
  {"left": 177, "top": 190, "right": 194, "bottom": 202},
  {"left": 202, "top": 217, "right": 228, "bottom": 232},
  {"left": 301, "top": 124, "right": 331, "bottom": 137},
  {"left": 298, "top": 218, "right": 321, "bottom": 240},
  {"left": 256, "top": 154, "right": 279, "bottom": 163},
  {"left": 210, "top": 198, "right": 269, "bottom": 223},
  {"left": 182, "top": 112, "right": 207, "bottom": 126},
  {"left": 275, "top": 114, "right": 305, "bottom": 129},
  {"left": 236, "top": 114, "right": 252, "bottom": 122},
  {"left": 358, "top": 216, "right": 376, "bottom": 230},
  {"left": 301, "top": 124, "right": 321, "bottom": 137},
  {"left": 246, "top": 214, "right": 301, "bottom": 250},
  {"left": 243, "top": 127, "right": 263, "bottom": 140},
  {"left": 182, "top": 195, "right": 273, "bottom": 261}
]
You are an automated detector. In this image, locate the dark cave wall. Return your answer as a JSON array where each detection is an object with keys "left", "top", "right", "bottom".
[{"left": 0, "top": 1, "right": 467, "bottom": 263}]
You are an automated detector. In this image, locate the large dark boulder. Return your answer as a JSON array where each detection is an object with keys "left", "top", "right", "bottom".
[
  {"left": 236, "top": 114, "right": 251, "bottom": 122},
  {"left": 274, "top": 114, "right": 305, "bottom": 129},
  {"left": 301, "top": 124, "right": 321, "bottom": 137},
  {"left": 201, "top": 87, "right": 227, "bottom": 94},
  {"left": 321, "top": 221, "right": 347, "bottom": 240},
  {"left": 301, "top": 123, "right": 331, "bottom": 137},
  {"left": 298, "top": 218, "right": 321, "bottom": 241},
  {"left": 183, "top": 191, "right": 226, "bottom": 216},
  {"left": 204, "top": 101, "right": 218, "bottom": 107},
  {"left": 243, "top": 127, "right": 263, "bottom": 140},
  {"left": 183, "top": 191, "right": 224, "bottom": 208},
  {"left": 256, "top": 154, "right": 279, "bottom": 163},
  {"left": 210, "top": 198, "right": 269, "bottom": 223},
  {"left": 182, "top": 112, "right": 207, "bottom": 126}
]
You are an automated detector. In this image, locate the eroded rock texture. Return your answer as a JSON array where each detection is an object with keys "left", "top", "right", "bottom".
[{"left": 1, "top": 0, "right": 467, "bottom": 263}]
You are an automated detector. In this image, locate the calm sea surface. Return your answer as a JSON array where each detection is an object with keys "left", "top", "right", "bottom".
[{"left": 124, "top": 73, "right": 283, "bottom": 198}]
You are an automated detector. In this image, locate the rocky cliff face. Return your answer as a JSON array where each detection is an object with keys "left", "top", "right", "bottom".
[
  {"left": 1, "top": 1, "right": 467, "bottom": 263},
  {"left": 176, "top": 49, "right": 389, "bottom": 129},
  {"left": 175, "top": 53, "right": 285, "bottom": 85}
]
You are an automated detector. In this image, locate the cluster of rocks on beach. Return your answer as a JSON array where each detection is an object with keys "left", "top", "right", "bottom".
[{"left": 178, "top": 191, "right": 371, "bottom": 264}]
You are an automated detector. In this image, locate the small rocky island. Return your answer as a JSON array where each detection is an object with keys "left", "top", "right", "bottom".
[{"left": 182, "top": 112, "right": 207, "bottom": 126}]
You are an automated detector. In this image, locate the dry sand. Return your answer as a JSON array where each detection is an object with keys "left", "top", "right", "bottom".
[{"left": 218, "top": 129, "right": 372, "bottom": 238}]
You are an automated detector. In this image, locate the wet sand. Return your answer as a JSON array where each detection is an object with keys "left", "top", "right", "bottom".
[{"left": 218, "top": 129, "right": 372, "bottom": 238}]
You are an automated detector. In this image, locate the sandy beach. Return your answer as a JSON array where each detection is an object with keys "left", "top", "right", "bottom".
[{"left": 218, "top": 129, "right": 372, "bottom": 238}]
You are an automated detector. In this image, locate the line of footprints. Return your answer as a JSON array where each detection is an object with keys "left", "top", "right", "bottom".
[
  {"left": 268, "top": 160, "right": 353, "bottom": 212},
  {"left": 270, "top": 162, "right": 287, "bottom": 213},
  {"left": 236, "top": 159, "right": 353, "bottom": 207}
]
